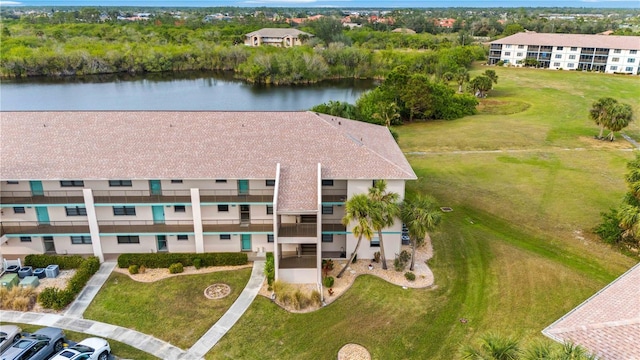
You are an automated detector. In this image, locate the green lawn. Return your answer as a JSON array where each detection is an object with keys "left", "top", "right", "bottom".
[
  {"left": 207, "top": 66, "right": 638, "bottom": 358},
  {"left": 83, "top": 268, "right": 251, "bottom": 349},
  {"left": 0, "top": 323, "right": 158, "bottom": 360}
]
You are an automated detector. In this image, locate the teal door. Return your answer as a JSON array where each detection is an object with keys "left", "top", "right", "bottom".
[
  {"left": 30, "top": 181, "right": 44, "bottom": 196},
  {"left": 156, "top": 235, "right": 168, "bottom": 252},
  {"left": 241, "top": 234, "right": 252, "bottom": 252},
  {"left": 149, "top": 180, "right": 162, "bottom": 195},
  {"left": 35, "top": 206, "right": 50, "bottom": 225},
  {"left": 152, "top": 206, "right": 165, "bottom": 224},
  {"left": 237, "top": 180, "right": 249, "bottom": 195}
]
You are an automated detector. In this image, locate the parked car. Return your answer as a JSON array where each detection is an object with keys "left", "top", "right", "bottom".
[
  {"left": 49, "top": 337, "right": 110, "bottom": 360},
  {"left": 0, "top": 325, "right": 22, "bottom": 354},
  {"left": 0, "top": 327, "right": 65, "bottom": 360}
]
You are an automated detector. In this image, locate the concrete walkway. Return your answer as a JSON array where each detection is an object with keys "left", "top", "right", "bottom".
[
  {"left": 1, "top": 260, "right": 266, "bottom": 360},
  {"left": 186, "top": 260, "right": 265, "bottom": 359},
  {"left": 65, "top": 261, "right": 117, "bottom": 318}
]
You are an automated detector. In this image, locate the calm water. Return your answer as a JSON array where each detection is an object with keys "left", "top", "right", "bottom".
[{"left": 0, "top": 71, "right": 377, "bottom": 111}]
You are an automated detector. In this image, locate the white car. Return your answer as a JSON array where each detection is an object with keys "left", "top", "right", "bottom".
[
  {"left": 49, "top": 337, "right": 110, "bottom": 360},
  {"left": 0, "top": 325, "right": 22, "bottom": 354}
]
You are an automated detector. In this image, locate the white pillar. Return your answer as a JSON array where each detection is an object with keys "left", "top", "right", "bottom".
[
  {"left": 273, "top": 163, "right": 281, "bottom": 281},
  {"left": 191, "top": 188, "right": 204, "bottom": 254},
  {"left": 316, "top": 163, "right": 322, "bottom": 287},
  {"left": 83, "top": 189, "right": 103, "bottom": 262}
]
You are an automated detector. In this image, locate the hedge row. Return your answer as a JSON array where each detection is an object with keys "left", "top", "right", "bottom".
[
  {"left": 24, "top": 254, "right": 85, "bottom": 269},
  {"left": 38, "top": 256, "right": 100, "bottom": 310},
  {"left": 117, "top": 252, "right": 248, "bottom": 269}
]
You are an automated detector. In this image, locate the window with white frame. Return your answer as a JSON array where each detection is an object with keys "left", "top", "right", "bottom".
[
  {"left": 626, "top": 67, "right": 633, "bottom": 72},
  {"left": 266, "top": 205, "right": 273, "bottom": 215},
  {"left": 108, "top": 180, "right": 132, "bottom": 187},
  {"left": 13, "top": 206, "right": 26, "bottom": 214},
  {"left": 321, "top": 179, "right": 334, "bottom": 186},
  {"left": 60, "top": 180, "right": 84, "bottom": 187},
  {"left": 174, "top": 205, "right": 186, "bottom": 213},
  {"left": 267, "top": 234, "right": 274, "bottom": 243},
  {"left": 177, "top": 234, "right": 189, "bottom": 240},
  {"left": 569, "top": 55, "right": 576, "bottom": 60},
  {"left": 570, "top": 47, "right": 577, "bottom": 51},
  {"left": 610, "top": 66, "right": 618, "bottom": 71},
  {"left": 218, "top": 204, "right": 229, "bottom": 212},
  {"left": 220, "top": 234, "right": 231, "bottom": 240},
  {"left": 71, "top": 235, "right": 92, "bottom": 244},
  {"left": 322, "top": 234, "right": 333, "bottom": 243},
  {"left": 117, "top": 235, "right": 139, "bottom": 244},
  {"left": 518, "top": 45, "right": 524, "bottom": 49},
  {"left": 504, "top": 52, "right": 511, "bottom": 56},
  {"left": 265, "top": 180, "right": 276, "bottom": 186},
  {"left": 614, "top": 49, "right": 622, "bottom": 54},
  {"left": 567, "top": 63, "right": 574, "bottom": 68},
  {"left": 516, "top": 52, "right": 523, "bottom": 57},
  {"left": 171, "top": 179, "right": 183, "bottom": 184},
  {"left": 20, "top": 236, "right": 32, "bottom": 242},
  {"left": 322, "top": 205, "right": 333, "bottom": 215},
  {"left": 113, "top": 206, "right": 136, "bottom": 216},
  {"left": 65, "top": 206, "right": 87, "bottom": 216},
  {"left": 555, "top": 54, "right": 562, "bottom": 59},
  {"left": 627, "top": 58, "right": 635, "bottom": 63},
  {"left": 611, "top": 57, "right": 620, "bottom": 62},
  {"left": 631, "top": 50, "right": 638, "bottom": 54},
  {"left": 556, "top": 46, "right": 563, "bottom": 50}
]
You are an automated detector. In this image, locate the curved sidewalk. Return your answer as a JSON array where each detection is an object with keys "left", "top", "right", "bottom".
[{"left": 1, "top": 260, "right": 265, "bottom": 360}]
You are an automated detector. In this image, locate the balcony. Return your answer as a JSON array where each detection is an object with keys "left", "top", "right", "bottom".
[
  {"left": 321, "top": 194, "right": 347, "bottom": 203},
  {"left": 1, "top": 221, "right": 90, "bottom": 236}
]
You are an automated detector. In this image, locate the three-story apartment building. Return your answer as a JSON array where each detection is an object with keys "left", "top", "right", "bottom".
[
  {"left": 0, "top": 111, "right": 417, "bottom": 284},
  {"left": 489, "top": 32, "right": 640, "bottom": 75}
]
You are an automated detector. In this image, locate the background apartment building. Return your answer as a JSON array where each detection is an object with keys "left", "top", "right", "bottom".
[
  {"left": 0, "top": 111, "right": 416, "bottom": 284},
  {"left": 489, "top": 32, "right": 639, "bottom": 74}
]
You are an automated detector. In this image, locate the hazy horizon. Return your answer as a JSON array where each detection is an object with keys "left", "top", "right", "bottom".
[{"left": 2, "top": 0, "right": 639, "bottom": 8}]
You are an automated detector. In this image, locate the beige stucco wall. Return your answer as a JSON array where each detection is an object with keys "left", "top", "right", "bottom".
[
  {"left": 0, "top": 236, "right": 45, "bottom": 257},
  {"left": 95, "top": 205, "right": 153, "bottom": 224},
  {"left": 101, "top": 235, "right": 157, "bottom": 254},
  {"left": 52, "top": 236, "right": 93, "bottom": 255},
  {"left": 0, "top": 181, "right": 31, "bottom": 197},
  {"left": 201, "top": 204, "right": 239, "bottom": 223},
  {"left": 166, "top": 235, "right": 196, "bottom": 253}
]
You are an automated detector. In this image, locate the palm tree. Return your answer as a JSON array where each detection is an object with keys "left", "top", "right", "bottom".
[
  {"left": 368, "top": 180, "right": 400, "bottom": 270},
  {"left": 336, "top": 193, "right": 373, "bottom": 278},
  {"left": 455, "top": 67, "right": 470, "bottom": 93},
  {"left": 603, "top": 102, "right": 633, "bottom": 141},
  {"left": 589, "top": 97, "right": 619, "bottom": 139},
  {"left": 484, "top": 69, "right": 499, "bottom": 84},
  {"left": 461, "top": 333, "right": 520, "bottom": 360},
  {"left": 400, "top": 195, "right": 441, "bottom": 271}
]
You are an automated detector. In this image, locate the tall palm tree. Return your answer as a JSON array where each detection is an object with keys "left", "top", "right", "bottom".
[
  {"left": 603, "top": 102, "right": 634, "bottom": 141},
  {"left": 455, "top": 67, "right": 470, "bottom": 93},
  {"left": 368, "top": 180, "right": 400, "bottom": 270},
  {"left": 589, "top": 97, "right": 618, "bottom": 139},
  {"left": 337, "top": 193, "right": 373, "bottom": 278},
  {"left": 400, "top": 195, "right": 441, "bottom": 271}
]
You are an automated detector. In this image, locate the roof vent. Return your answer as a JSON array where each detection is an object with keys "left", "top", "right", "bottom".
[{"left": 338, "top": 121, "right": 341, "bottom": 125}]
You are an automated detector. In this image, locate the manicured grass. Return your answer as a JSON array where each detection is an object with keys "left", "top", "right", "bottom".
[
  {"left": 83, "top": 268, "right": 251, "bottom": 349},
  {"left": 1, "top": 323, "right": 158, "bottom": 360},
  {"left": 207, "top": 66, "right": 637, "bottom": 358}
]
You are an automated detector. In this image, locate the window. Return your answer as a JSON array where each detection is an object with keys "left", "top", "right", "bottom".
[
  {"left": 265, "top": 179, "right": 276, "bottom": 186},
  {"left": 614, "top": 49, "right": 621, "bottom": 54},
  {"left": 174, "top": 205, "right": 186, "bottom": 213},
  {"left": 113, "top": 206, "right": 136, "bottom": 216},
  {"left": 60, "top": 180, "right": 84, "bottom": 187},
  {"left": 171, "top": 179, "right": 183, "bottom": 184},
  {"left": 71, "top": 235, "right": 92, "bottom": 244},
  {"left": 504, "top": 52, "right": 511, "bottom": 56},
  {"left": 567, "top": 63, "right": 575, "bottom": 68},
  {"left": 611, "top": 57, "right": 620, "bottom": 62},
  {"left": 108, "top": 180, "right": 132, "bottom": 187},
  {"left": 370, "top": 237, "right": 380, "bottom": 247},
  {"left": 556, "top": 46, "right": 563, "bottom": 50},
  {"left": 555, "top": 54, "right": 562, "bottom": 59},
  {"left": 267, "top": 234, "right": 274, "bottom": 243},
  {"left": 626, "top": 67, "right": 633, "bottom": 72},
  {"left": 20, "top": 236, "right": 32, "bottom": 242},
  {"left": 553, "top": 62, "right": 561, "bottom": 67},
  {"left": 516, "top": 52, "right": 523, "bottom": 57},
  {"left": 6, "top": 181, "right": 19, "bottom": 184},
  {"left": 218, "top": 204, "right": 229, "bottom": 212},
  {"left": 266, "top": 205, "right": 273, "bottom": 215},
  {"left": 321, "top": 234, "right": 333, "bottom": 243},
  {"left": 631, "top": 50, "right": 638, "bottom": 54},
  {"left": 322, "top": 205, "right": 333, "bottom": 215},
  {"left": 117, "top": 235, "right": 139, "bottom": 244},
  {"left": 177, "top": 234, "right": 189, "bottom": 241},
  {"left": 518, "top": 45, "right": 524, "bottom": 49},
  {"left": 505, "top": 45, "right": 511, "bottom": 48},
  {"left": 569, "top": 55, "right": 576, "bottom": 60},
  {"left": 321, "top": 179, "right": 334, "bottom": 186},
  {"left": 570, "top": 47, "right": 577, "bottom": 51},
  {"left": 220, "top": 234, "right": 231, "bottom": 240},
  {"left": 627, "top": 58, "right": 635, "bottom": 63},
  {"left": 610, "top": 66, "right": 618, "bottom": 71},
  {"left": 65, "top": 206, "right": 87, "bottom": 216},
  {"left": 13, "top": 206, "right": 26, "bottom": 214},
  {"left": 215, "top": 179, "right": 227, "bottom": 183}
]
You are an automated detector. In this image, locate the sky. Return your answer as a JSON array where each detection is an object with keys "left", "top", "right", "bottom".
[{"left": 1, "top": 0, "right": 639, "bottom": 8}]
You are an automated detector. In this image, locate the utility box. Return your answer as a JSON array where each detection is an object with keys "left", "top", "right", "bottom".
[
  {"left": 19, "top": 276, "right": 39, "bottom": 288},
  {"left": 33, "top": 268, "right": 46, "bottom": 279},
  {"left": 45, "top": 264, "right": 60, "bottom": 278},
  {"left": 18, "top": 266, "right": 33, "bottom": 279},
  {"left": 0, "top": 273, "right": 19, "bottom": 289}
]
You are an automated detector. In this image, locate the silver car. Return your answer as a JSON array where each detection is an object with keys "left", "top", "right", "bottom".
[
  {"left": 0, "top": 325, "right": 22, "bottom": 354},
  {"left": 49, "top": 337, "right": 110, "bottom": 360},
  {"left": 0, "top": 327, "right": 65, "bottom": 360}
]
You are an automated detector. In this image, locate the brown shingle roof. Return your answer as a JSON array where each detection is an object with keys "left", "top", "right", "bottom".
[
  {"left": 491, "top": 32, "right": 640, "bottom": 50},
  {"left": 543, "top": 263, "right": 640, "bottom": 360},
  {"left": 0, "top": 111, "right": 416, "bottom": 183}
]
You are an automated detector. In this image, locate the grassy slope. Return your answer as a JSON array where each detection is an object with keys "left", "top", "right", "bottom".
[{"left": 209, "top": 66, "right": 638, "bottom": 359}]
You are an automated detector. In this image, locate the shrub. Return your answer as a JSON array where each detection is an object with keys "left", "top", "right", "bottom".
[
  {"left": 139, "top": 265, "right": 146, "bottom": 274},
  {"left": 128, "top": 265, "right": 139, "bottom": 275},
  {"left": 169, "top": 262, "right": 184, "bottom": 274},
  {"left": 25, "top": 254, "right": 85, "bottom": 269},
  {"left": 117, "top": 252, "right": 248, "bottom": 268},
  {"left": 321, "top": 259, "right": 334, "bottom": 277},
  {"left": 373, "top": 251, "right": 381, "bottom": 263},
  {"left": 193, "top": 258, "right": 202, "bottom": 269},
  {"left": 265, "top": 252, "right": 275, "bottom": 286},
  {"left": 405, "top": 272, "right": 416, "bottom": 281},
  {"left": 272, "top": 280, "right": 320, "bottom": 310},
  {"left": 0, "top": 286, "right": 37, "bottom": 311},
  {"left": 310, "top": 290, "right": 322, "bottom": 306},
  {"left": 37, "top": 256, "right": 100, "bottom": 310},
  {"left": 323, "top": 276, "right": 334, "bottom": 288},
  {"left": 394, "top": 250, "right": 411, "bottom": 272}
]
